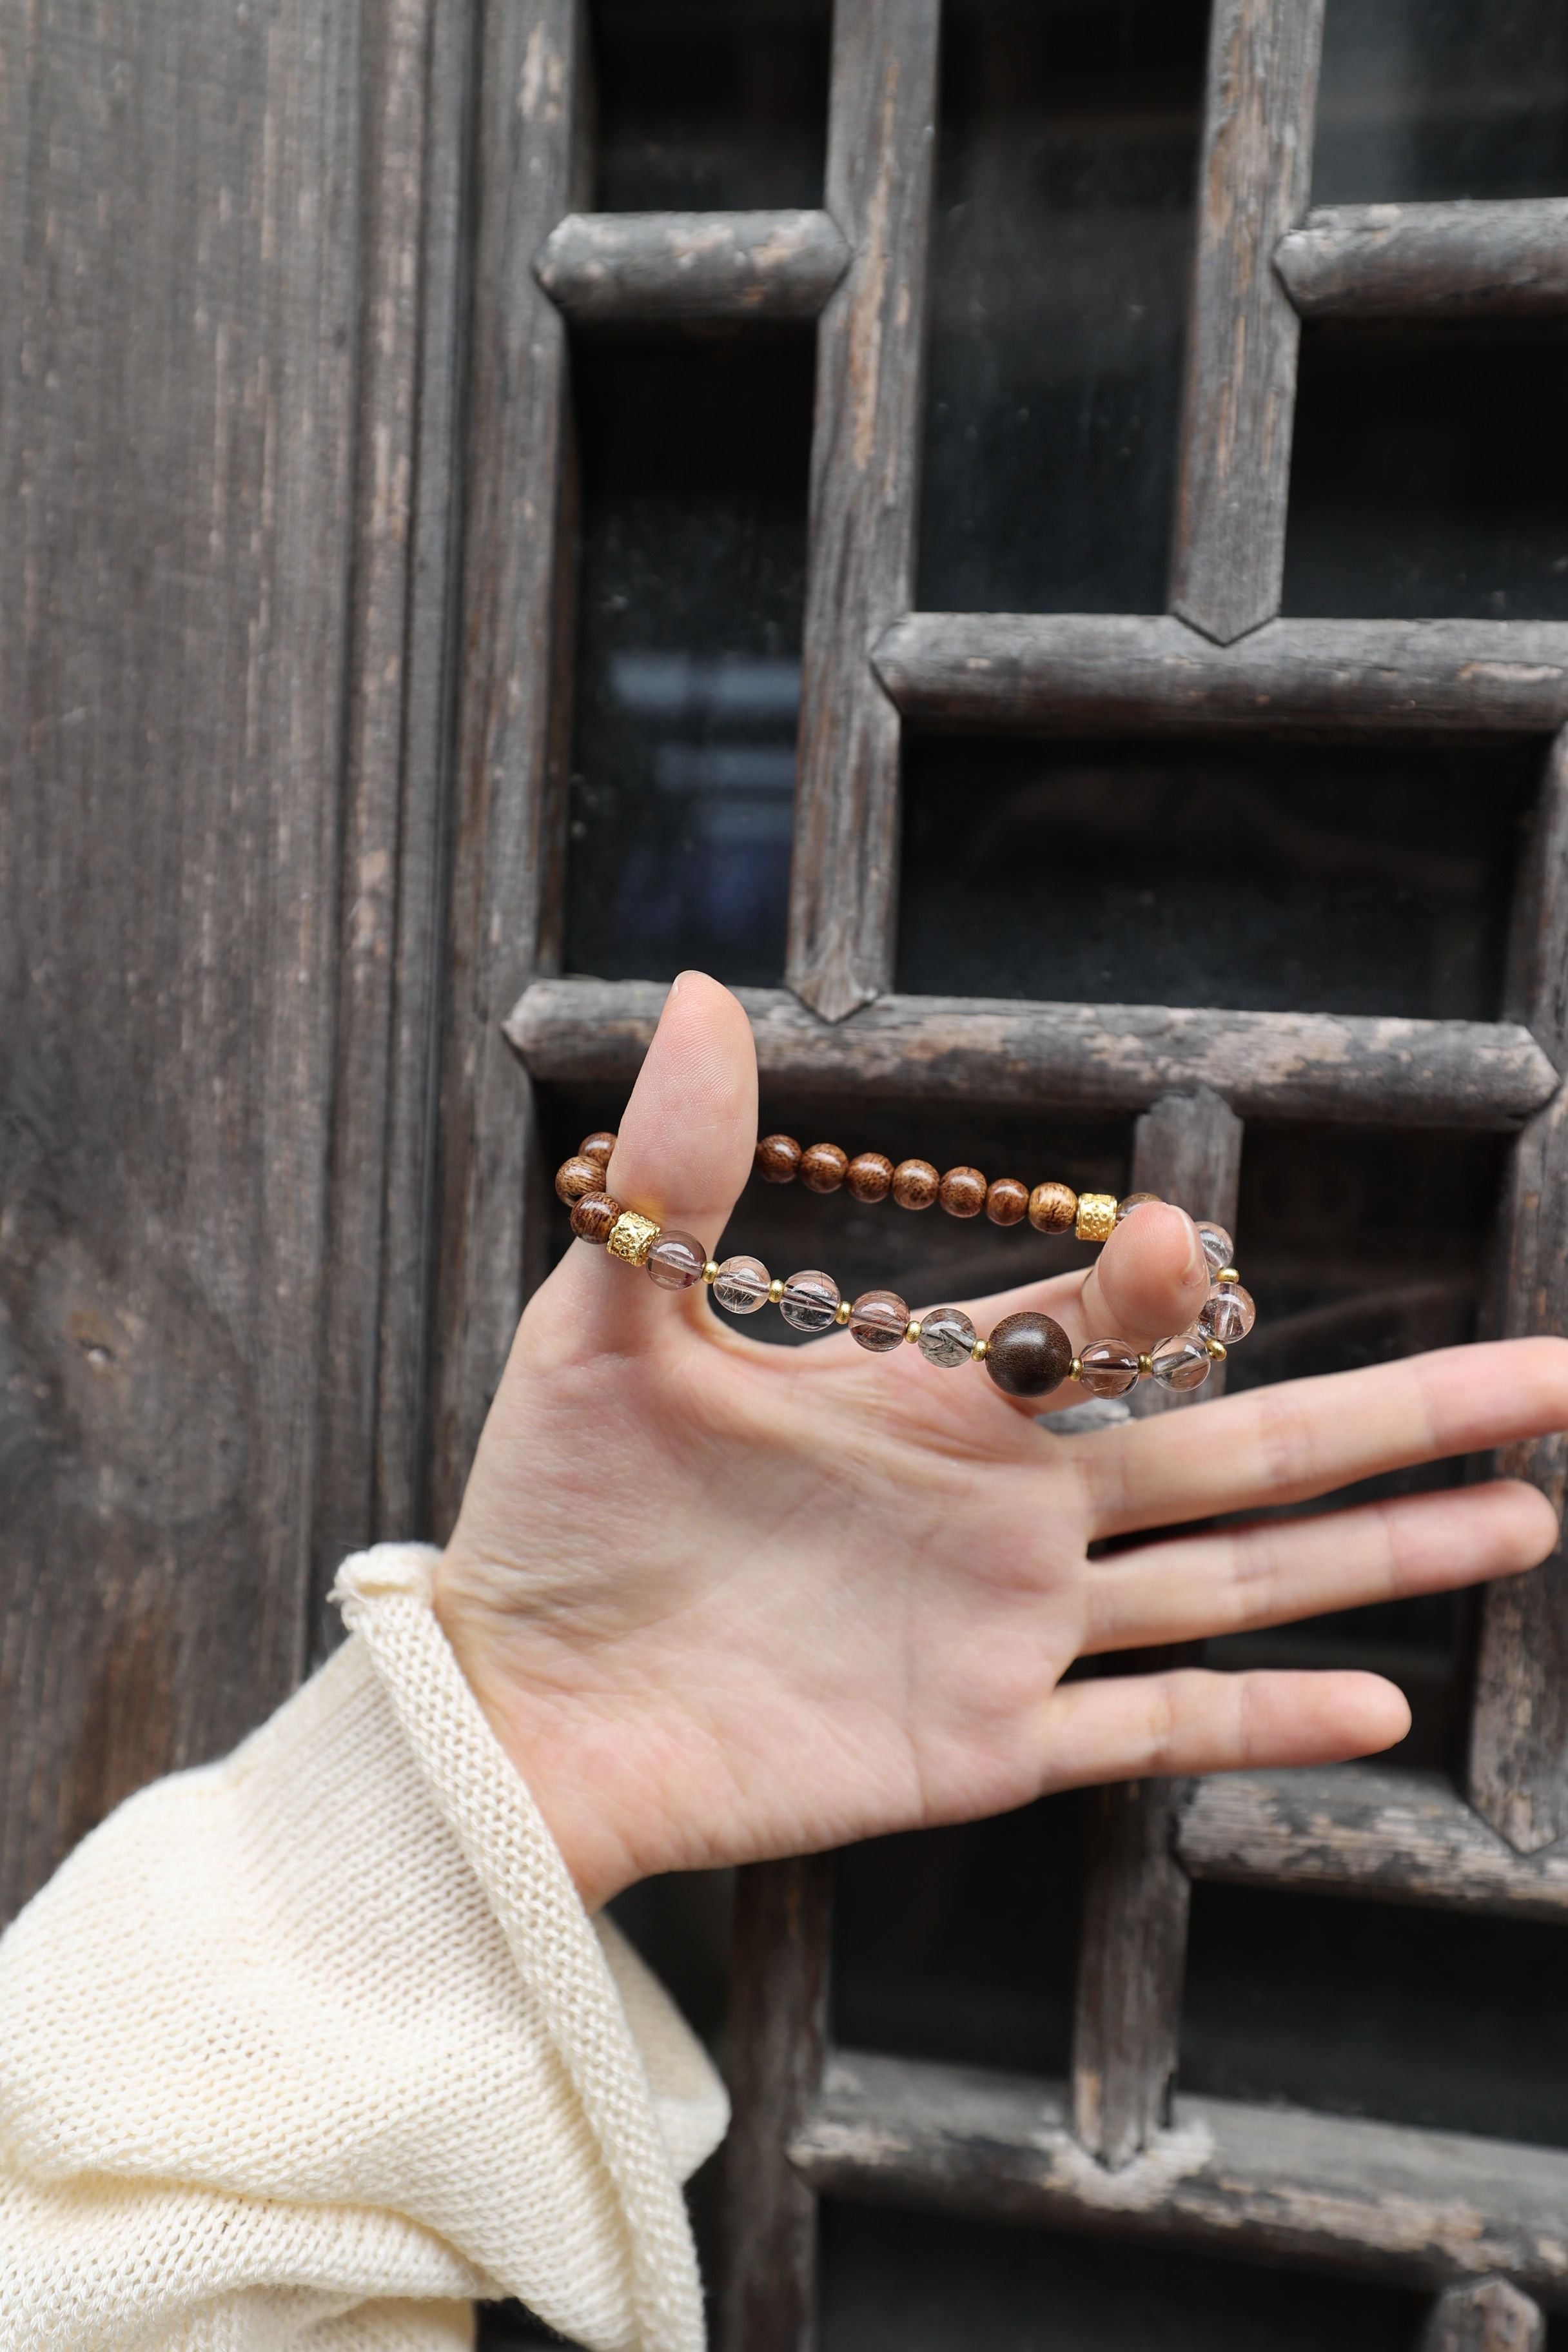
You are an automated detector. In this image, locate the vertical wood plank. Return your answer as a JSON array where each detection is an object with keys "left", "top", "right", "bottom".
[
  {"left": 0, "top": 0, "right": 361, "bottom": 1917},
  {"left": 1168, "top": 0, "right": 1325, "bottom": 645},
  {"left": 1420, "top": 2280, "right": 1545, "bottom": 2352},
  {"left": 427, "top": 0, "right": 584, "bottom": 1534},
  {"left": 1471, "top": 733, "right": 1568, "bottom": 1852},
  {"left": 719, "top": 1855, "right": 833, "bottom": 2352},
  {"left": 1071, "top": 1090, "right": 1242, "bottom": 2165},
  {"left": 785, "top": 0, "right": 941, "bottom": 1024}
]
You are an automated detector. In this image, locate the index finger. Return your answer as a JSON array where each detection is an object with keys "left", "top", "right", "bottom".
[{"left": 1075, "top": 1337, "right": 1568, "bottom": 1539}]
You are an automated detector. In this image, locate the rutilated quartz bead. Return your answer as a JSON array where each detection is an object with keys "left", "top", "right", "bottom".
[
  {"left": 1196, "top": 1220, "right": 1234, "bottom": 1273},
  {"left": 892, "top": 1158, "right": 939, "bottom": 1210},
  {"left": 756, "top": 1134, "right": 802, "bottom": 1184},
  {"left": 646, "top": 1231, "right": 708, "bottom": 1289},
  {"left": 579, "top": 1132, "right": 617, "bottom": 1168},
  {"left": 983, "top": 1310, "right": 1073, "bottom": 1398},
  {"left": 713, "top": 1255, "right": 771, "bottom": 1314},
  {"left": 1199, "top": 1281, "right": 1256, "bottom": 1344},
  {"left": 555, "top": 1155, "right": 606, "bottom": 1205},
  {"left": 1028, "top": 1181, "right": 1077, "bottom": 1234},
  {"left": 985, "top": 1176, "right": 1029, "bottom": 1226},
  {"left": 939, "top": 1166, "right": 987, "bottom": 1218},
  {"left": 1150, "top": 1332, "right": 1211, "bottom": 1392},
  {"left": 917, "top": 1304, "right": 977, "bottom": 1367},
  {"left": 848, "top": 1289, "right": 910, "bottom": 1353},
  {"left": 1115, "top": 1191, "right": 1161, "bottom": 1222},
  {"left": 800, "top": 1141, "right": 849, "bottom": 1193},
  {"left": 1077, "top": 1338, "right": 1142, "bottom": 1398},
  {"left": 571, "top": 1192, "right": 622, "bottom": 1245},
  {"left": 779, "top": 1269, "right": 841, "bottom": 1333},
  {"left": 847, "top": 1150, "right": 894, "bottom": 1202}
]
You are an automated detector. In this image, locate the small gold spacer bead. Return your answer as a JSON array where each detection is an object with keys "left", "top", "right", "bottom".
[
  {"left": 702, "top": 1260, "right": 720, "bottom": 1284},
  {"left": 1137, "top": 1353, "right": 1153, "bottom": 1377},
  {"left": 1075, "top": 1191, "right": 1118, "bottom": 1244},
  {"left": 1205, "top": 1337, "right": 1228, "bottom": 1360},
  {"left": 905, "top": 1318, "right": 923, "bottom": 1344},
  {"left": 1217, "top": 1266, "right": 1240, "bottom": 1284},
  {"left": 1069, "top": 1357, "right": 1083, "bottom": 1381},
  {"left": 971, "top": 1337, "right": 988, "bottom": 1362},
  {"left": 767, "top": 1277, "right": 785, "bottom": 1304},
  {"left": 835, "top": 1298, "right": 852, "bottom": 1325}
]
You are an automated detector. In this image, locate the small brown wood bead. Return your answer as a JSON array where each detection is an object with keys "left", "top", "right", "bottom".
[
  {"left": 571, "top": 1191, "right": 622, "bottom": 1244},
  {"left": 939, "top": 1166, "right": 988, "bottom": 1218},
  {"left": 1028, "top": 1181, "right": 1078, "bottom": 1234},
  {"left": 556, "top": 1155, "right": 607, "bottom": 1206},
  {"left": 891, "top": 1157, "right": 940, "bottom": 1210},
  {"left": 984, "top": 1310, "right": 1073, "bottom": 1398},
  {"left": 756, "top": 1133, "right": 802, "bottom": 1184},
  {"left": 985, "top": 1176, "right": 1029, "bottom": 1226},
  {"left": 846, "top": 1150, "right": 894, "bottom": 1203},
  {"left": 799, "top": 1141, "right": 849, "bottom": 1194},
  {"left": 579, "top": 1131, "right": 616, "bottom": 1168}
]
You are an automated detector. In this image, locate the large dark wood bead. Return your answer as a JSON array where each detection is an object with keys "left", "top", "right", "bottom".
[
  {"left": 985, "top": 1175, "right": 1029, "bottom": 1226},
  {"left": 556, "top": 1154, "right": 606, "bottom": 1206},
  {"left": 571, "top": 1191, "right": 622, "bottom": 1244},
  {"left": 1028, "top": 1181, "right": 1078, "bottom": 1234},
  {"left": 846, "top": 1150, "right": 894, "bottom": 1203},
  {"left": 984, "top": 1310, "right": 1073, "bottom": 1398},
  {"left": 892, "top": 1157, "right": 939, "bottom": 1210},
  {"left": 756, "top": 1133, "right": 802, "bottom": 1184},
  {"left": 800, "top": 1141, "right": 849, "bottom": 1194},
  {"left": 579, "top": 1130, "right": 617, "bottom": 1168},
  {"left": 939, "top": 1165, "right": 987, "bottom": 1218}
]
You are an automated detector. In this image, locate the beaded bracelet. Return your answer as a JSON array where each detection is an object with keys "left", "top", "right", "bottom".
[{"left": 554, "top": 1130, "right": 1256, "bottom": 1402}]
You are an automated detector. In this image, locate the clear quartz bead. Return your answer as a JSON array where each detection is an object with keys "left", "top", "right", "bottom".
[
  {"left": 1199, "top": 1281, "right": 1256, "bottom": 1344},
  {"left": 1196, "top": 1221, "right": 1234, "bottom": 1273},
  {"left": 1115, "top": 1192, "right": 1162, "bottom": 1223},
  {"left": 849, "top": 1289, "right": 910, "bottom": 1353},
  {"left": 917, "top": 1304, "right": 977, "bottom": 1367},
  {"left": 1079, "top": 1337, "right": 1141, "bottom": 1397},
  {"left": 1150, "top": 1332, "right": 1211, "bottom": 1392},
  {"left": 713, "top": 1253, "right": 771, "bottom": 1314},
  {"left": 779, "top": 1268, "right": 841, "bottom": 1334}
]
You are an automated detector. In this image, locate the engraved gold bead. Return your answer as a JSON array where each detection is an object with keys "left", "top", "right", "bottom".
[
  {"left": 1137, "top": 1352, "right": 1153, "bottom": 1376},
  {"left": 767, "top": 1277, "right": 786, "bottom": 1304},
  {"left": 971, "top": 1337, "right": 988, "bottom": 1362},
  {"left": 835, "top": 1297, "right": 852, "bottom": 1325},
  {"left": 905, "top": 1318, "right": 923, "bottom": 1344},
  {"left": 702, "top": 1260, "right": 720, "bottom": 1284},
  {"left": 1075, "top": 1191, "right": 1117, "bottom": 1244},
  {"left": 1217, "top": 1266, "right": 1240, "bottom": 1284},
  {"left": 1205, "top": 1337, "right": 1228, "bottom": 1360},
  {"left": 607, "top": 1208, "right": 660, "bottom": 1266}
]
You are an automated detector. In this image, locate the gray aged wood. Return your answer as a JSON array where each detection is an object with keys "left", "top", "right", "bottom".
[
  {"left": 720, "top": 1856, "right": 832, "bottom": 2352},
  {"left": 793, "top": 2048, "right": 1568, "bottom": 2304},
  {"left": 1420, "top": 2280, "right": 1547, "bottom": 2352},
  {"left": 428, "top": 0, "right": 584, "bottom": 1537},
  {"left": 1277, "top": 202, "right": 1568, "bottom": 321},
  {"left": 1471, "top": 734, "right": 1568, "bottom": 1852},
  {"left": 873, "top": 614, "right": 1568, "bottom": 733},
  {"left": 1170, "top": 0, "right": 1324, "bottom": 643},
  {"left": 1179, "top": 1764, "right": 1568, "bottom": 1925},
  {"left": 535, "top": 210, "right": 850, "bottom": 322},
  {"left": 0, "top": 0, "right": 362, "bottom": 1919},
  {"left": 785, "top": 0, "right": 940, "bottom": 1023},
  {"left": 507, "top": 978, "right": 1558, "bottom": 1132}
]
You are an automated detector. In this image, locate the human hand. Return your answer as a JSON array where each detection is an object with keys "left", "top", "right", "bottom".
[{"left": 436, "top": 974, "right": 1567, "bottom": 1912}]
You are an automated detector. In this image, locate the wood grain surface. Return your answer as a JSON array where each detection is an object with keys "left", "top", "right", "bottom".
[
  {"left": 1277, "top": 201, "right": 1568, "bottom": 321},
  {"left": 536, "top": 209, "right": 849, "bottom": 322}
]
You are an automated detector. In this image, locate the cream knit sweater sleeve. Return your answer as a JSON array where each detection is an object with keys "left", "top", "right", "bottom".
[{"left": 0, "top": 1542, "right": 730, "bottom": 2352}]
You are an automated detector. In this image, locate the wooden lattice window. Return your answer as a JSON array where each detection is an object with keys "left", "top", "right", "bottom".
[{"left": 438, "top": 1, "right": 1568, "bottom": 2343}]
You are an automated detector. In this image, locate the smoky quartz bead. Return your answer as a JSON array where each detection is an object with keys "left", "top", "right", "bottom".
[
  {"left": 849, "top": 1289, "right": 910, "bottom": 1353},
  {"left": 779, "top": 1268, "right": 841, "bottom": 1333},
  {"left": 984, "top": 1310, "right": 1073, "bottom": 1398},
  {"left": 713, "top": 1254, "right": 771, "bottom": 1313},
  {"left": 917, "top": 1304, "right": 977, "bottom": 1367},
  {"left": 1078, "top": 1338, "right": 1141, "bottom": 1398},
  {"left": 1199, "top": 1282, "right": 1256, "bottom": 1344},
  {"left": 646, "top": 1230, "right": 707, "bottom": 1290},
  {"left": 1196, "top": 1221, "right": 1234, "bottom": 1274},
  {"left": 1150, "top": 1332, "right": 1211, "bottom": 1392}
]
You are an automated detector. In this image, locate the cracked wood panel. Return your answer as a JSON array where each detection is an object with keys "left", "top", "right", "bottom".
[
  {"left": 508, "top": 979, "right": 1557, "bottom": 1130},
  {"left": 785, "top": 0, "right": 940, "bottom": 1023},
  {"left": 793, "top": 2048, "right": 1568, "bottom": 2304},
  {"left": 535, "top": 210, "right": 850, "bottom": 322},
  {"left": 874, "top": 614, "right": 1568, "bottom": 732},
  {"left": 0, "top": 0, "right": 362, "bottom": 1918},
  {"left": 1169, "top": 0, "right": 1324, "bottom": 645},
  {"left": 1277, "top": 201, "right": 1568, "bottom": 322},
  {"left": 427, "top": 0, "right": 585, "bottom": 1535}
]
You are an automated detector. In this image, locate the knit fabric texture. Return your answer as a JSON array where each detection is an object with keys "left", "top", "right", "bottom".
[{"left": 0, "top": 1542, "right": 729, "bottom": 2352}]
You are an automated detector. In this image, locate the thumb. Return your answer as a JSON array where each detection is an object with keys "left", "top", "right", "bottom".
[{"left": 559, "top": 971, "right": 758, "bottom": 1343}]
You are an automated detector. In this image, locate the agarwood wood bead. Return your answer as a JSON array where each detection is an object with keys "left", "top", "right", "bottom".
[
  {"left": 799, "top": 1141, "right": 849, "bottom": 1194},
  {"left": 983, "top": 1310, "right": 1073, "bottom": 1398},
  {"left": 1028, "top": 1181, "right": 1078, "bottom": 1234},
  {"left": 939, "top": 1166, "right": 988, "bottom": 1218},
  {"left": 891, "top": 1157, "right": 939, "bottom": 1210},
  {"left": 846, "top": 1150, "right": 894, "bottom": 1203},
  {"left": 756, "top": 1133, "right": 802, "bottom": 1184},
  {"left": 571, "top": 1192, "right": 622, "bottom": 1244},
  {"left": 985, "top": 1176, "right": 1029, "bottom": 1226},
  {"left": 556, "top": 1155, "right": 607, "bottom": 1206},
  {"left": 579, "top": 1131, "right": 617, "bottom": 1168}
]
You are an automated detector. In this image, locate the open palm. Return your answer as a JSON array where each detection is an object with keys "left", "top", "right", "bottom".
[{"left": 436, "top": 974, "right": 1567, "bottom": 1910}]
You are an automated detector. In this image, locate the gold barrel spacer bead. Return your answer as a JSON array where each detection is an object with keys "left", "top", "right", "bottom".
[
  {"left": 607, "top": 1209, "right": 660, "bottom": 1266},
  {"left": 970, "top": 1337, "right": 988, "bottom": 1362},
  {"left": 1217, "top": 1266, "right": 1240, "bottom": 1284},
  {"left": 1075, "top": 1191, "right": 1117, "bottom": 1244},
  {"left": 767, "top": 1277, "right": 785, "bottom": 1304},
  {"left": 1069, "top": 1357, "right": 1083, "bottom": 1381},
  {"left": 905, "top": 1318, "right": 923, "bottom": 1344},
  {"left": 702, "top": 1260, "right": 720, "bottom": 1284},
  {"left": 835, "top": 1298, "right": 852, "bottom": 1325},
  {"left": 1205, "top": 1337, "right": 1228, "bottom": 1360},
  {"left": 1137, "top": 1352, "right": 1153, "bottom": 1376}
]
